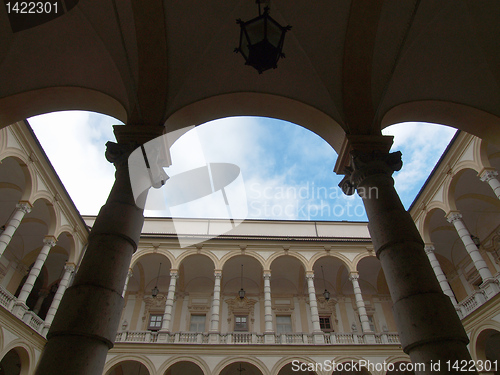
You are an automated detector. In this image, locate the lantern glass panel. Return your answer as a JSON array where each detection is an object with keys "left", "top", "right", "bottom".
[
  {"left": 266, "top": 19, "right": 283, "bottom": 47},
  {"left": 245, "top": 18, "right": 265, "bottom": 45}
]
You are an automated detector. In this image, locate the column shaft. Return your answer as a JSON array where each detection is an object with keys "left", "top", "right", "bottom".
[
  {"left": 349, "top": 272, "right": 372, "bottom": 332},
  {"left": 0, "top": 203, "right": 31, "bottom": 257},
  {"left": 18, "top": 236, "right": 57, "bottom": 303},
  {"left": 209, "top": 271, "right": 222, "bottom": 332},
  {"left": 122, "top": 269, "right": 133, "bottom": 297},
  {"left": 34, "top": 142, "right": 147, "bottom": 375},
  {"left": 162, "top": 271, "right": 178, "bottom": 331},
  {"left": 263, "top": 272, "right": 273, "bottom": 333},
  {"left": 480, "top": 170, "right": 500, "bottom": 199},
  {"left": 44, "top": 264, "right": 75, "bottom": 327},
  {"left": 425, "top": 245, "right": 458, "bottom": 306},
  {"left": 306, "top": 274, "right": 322, "bottom": 333},
  {"left": 447, "top": 213, "right": 492, "bottom": 282},
  {"left": 339, "top": 149, "right": 473, "bottom": 373}
]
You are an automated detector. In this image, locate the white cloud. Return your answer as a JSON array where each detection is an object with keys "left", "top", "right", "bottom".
[{"left": 28, "top": 111, "right": 120, "bottom": 215}]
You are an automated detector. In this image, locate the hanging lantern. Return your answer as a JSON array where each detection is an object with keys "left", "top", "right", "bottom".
[
  {"left": 235, "top": 1, "right": 291, "bottom": 74},
  {"left": 239, "top": 264, "right": 246, "bottom": 299},
  {"left": 152, "top": 262, "right": 162, "bottom": 298}
]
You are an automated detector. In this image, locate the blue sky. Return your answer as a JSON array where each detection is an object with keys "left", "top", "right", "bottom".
[{"left": 28, "top": 112, "right": 456, "bottom": 221}]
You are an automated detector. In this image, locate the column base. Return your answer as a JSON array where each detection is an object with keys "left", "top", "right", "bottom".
[
  {"left": 208, "top": 332, "right": 220, "bottom": 343},
  {"left": 12, "top": 301, "right": 28, "bottom": 319},
  {"left": 363, "top": 333, "right": 376, "bottom": 344},
  {"left": 156, "top": 331, "right": 170, "bottom": 343},
  {"left": 313, "top": 332, "right": 325, "bottom": 344},
  {"left": 480, "top": 278, "right": 500, "bottom": 299},
  {"left": 264, "top": 333, "right": 275, "bottom": 344},
  {"left": 42, "top": 323, "right": 51, "bottom": 337}
]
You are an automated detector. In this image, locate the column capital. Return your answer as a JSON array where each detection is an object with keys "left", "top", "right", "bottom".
[
  {"left": 214, "top": 270, "right": 222, "bottom": 278},
  {"left": 479, "top": 169, "right": 499, "bottom": 182},
  {"left": 446, "top": 211, "right": 462, "bottom": 223},
  {"left": 348, "top": 271, "right": 359, "bottom": 281},
  {"left": 16, "top": 202, "right": 32, "bottom": 214},
  {"left": 305, "top": 271, "right": 314, "bottom": 279},
  {"left": 127, "top": 268, "right": 134, "bottom": 277},
  {"left": 64, "top": 263, "right": 76, "bottom": 273},
  {"left": 263, "top": 271, "right": 271, "bottom": 279},
  {"left": 112, "top": 124, "right": 165, "bottom": 145},
  {"left": 169, "top": 270, "right": 179, "bottom": 278},
  {"left": 424, "top": 244, "right": 436, "bottom": 254},
  {"left": 105, "top": 142, "right": 138, "bottom": 168},
  {"left": 43, "top": 236, "right": 57, "bottom": 248},
  {"left": 338, "top": 150, "right": 402, "bottom": 195}
]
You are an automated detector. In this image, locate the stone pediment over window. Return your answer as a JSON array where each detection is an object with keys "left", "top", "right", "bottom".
[{"left": 225, "top": 296, "right": 257, "bottom": 328}]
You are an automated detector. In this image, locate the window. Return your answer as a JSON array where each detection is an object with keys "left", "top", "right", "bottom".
[
  {"left": 148, "top": 314, "right": 163, "bottom": 331},
  {"left": 189, "top": 315, "right": 206, "bottom": 332},
  {"left": 367, "top": 315, "right": 376, "bottom": 332},
  {"left": 234, "top": 315, "right": 248, "bottom": 331},
  {"left": 319, "top": 316, "right": 333, "bottom": 332},
  {"left": 276, "top": 315, "right": 292, "bottom": 333}
]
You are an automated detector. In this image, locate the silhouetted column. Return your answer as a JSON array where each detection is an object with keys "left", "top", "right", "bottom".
[
  {"left": 122, "top": 269, "right": 133, "bottom": 297},
  {"left": 480, "top": 169, "right": 500, "bottom": 199},
  {"left": 162, "top": 270, "right": 178, "bottom": 331},
  {"left": 34, "top": 135, "right": 156, "bottom": 375},
  {"left": 209, "top": 270, "right": 222, "bottom": 332},
  {"left": 0, "top": 202, "right": 32, "bottom": 257},
  {"left": 43, "top": 263, "right": 75, "bottom": 334},
  {"left": 446, "top": 212, "right": 493, "bottom": 282},
  {"left": 339, "top": 147, "right": 474, "bottom": 372},
  {"left": 349, "top": 272, "right": 372, "bottom": 332},
  {"left": 424, "top": 245, "right": 458, "bottom": 307},
  {"left": 18, "top": 236, "right": 57, "bottom": 303}
]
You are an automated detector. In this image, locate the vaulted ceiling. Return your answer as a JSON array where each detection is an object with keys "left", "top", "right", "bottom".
[{"left": 1, "top": 0, "right": 500, "bottom": 150}]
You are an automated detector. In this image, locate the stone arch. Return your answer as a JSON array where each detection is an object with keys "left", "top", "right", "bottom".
[
  {"left": 421, "top": 206, "right": 448, "bottom": 243},
  {"left": 351, "top": 252, "right": 377, "bottom": 271},
  {"left": 213, "top": 356, "right": 268, "bottom": 375},
  {"left": 380, "top": 100, "right": 500, "bottom": 147},
  {"left": 131, "top": 248, "right": 175, "bottom": 271},
  {"left": 310, "top": 252, "right": 353, "bottom": 273},
  {"left": 103, "top": 355, "right": 155, "bottom": 375},
  {"left": 0, "top": 342, "right": 34, "bottom": 375},
  {"left": 265, "top": 251, "right": 308, "bottom": 271},
  {"left": 28, "top": 196, "right": 57, "bottom": 236},
  {"left": 174, "top": 248, "right": 218, "bottom": 270},
  {"left": 219, "top": 250, "right": 266, "bottom": 270},
  {"left": 271, "top": 356, "right": 318, "bottom": 375},
  {"left": 164, "top": 92, "right": 346, "bottom": 153},
  {"left": 158, "top": 356, "right": 210, "bottom": 375},
  {"left": 0, "top": 87, "right": 127, "bottom": 130},
  {"left": 445, "top": 167, "right": 482, "bottom": 213},
  {"left": 469, "top": 320, "right": 500, "bottom": 361},
  {"left": 53, "top": 230, "right": 76, "bottom": 264},
  {"left": 0, "top": 153, "right": 34, "bottom": 202},
  {"left": 477, "top": 137, "right": 493, "bottom": 170}
]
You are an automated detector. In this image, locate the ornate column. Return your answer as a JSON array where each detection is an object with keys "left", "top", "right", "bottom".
[
  {"left": 306, "top": 272, "right": 325, "bottom": 344},
  {"left": 122, "top": 269, "right": 133, "bottom": 297},
  {"left": 348, "top": 272, "right": 372, "bottom": 332},
  {"left": 17, "top": 236, "right": 57, "bottom": 304},
  {"left": 209, "top": 270, "right": 222, "bottom": 333},
  {"left": 35, "top": 125, "right": 164, "bottom": 375},
  {"left": 43, "top": 263, "right": 75, "bottom": 334},
  {"left": 446, "top": 212, "right": 493, "bottom": 282},
  {"left": 0, "top": 202, "right": 32, "bottom": 257},
  {"left": 263, "top": 271, "right": 274, "bottom": 342},
  {"left": 161, "top": 270, "right": 178, "bottom": 332},
  {"left": 424, "top": 245, "right": 459, "bottom": 307},
  {"left": 480, "top": 169, "right": 500, "bottom": 199},
  {"left": 338, "top": 145, "right": 473, "bottom": 370}
]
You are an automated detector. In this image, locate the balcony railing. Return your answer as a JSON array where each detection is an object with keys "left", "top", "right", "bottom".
[{"left": 114, "top": 330, "right": 402, "bottom": 345}]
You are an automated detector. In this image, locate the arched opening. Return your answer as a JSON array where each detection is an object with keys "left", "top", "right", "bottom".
[
  {"left": 0, "top": 347, "right": 30, "bottom": 375},
  {"left": 105, "top": 360, "right": 150, "bottom": 375},
  {"left": 218, "top": 361, "right": 263, "bottom": 375},
  {"left": 475, "top": 328, "right": 500, "bottom": 374}
]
